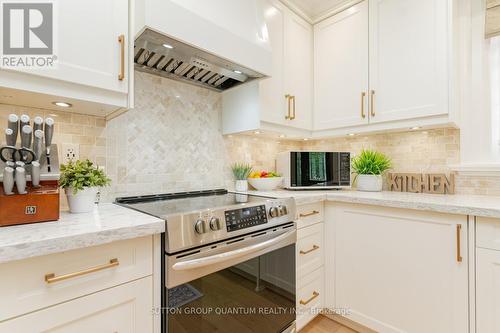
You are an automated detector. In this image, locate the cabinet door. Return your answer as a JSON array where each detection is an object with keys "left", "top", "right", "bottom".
[
  {"left": 368, "top": 0, "right": 449, "bottom": 123},
  {"left": 259, "top": 0, "right": 287, "bottom": 126},
  {"left": 284, "top": 10, "right": 313, "bottom": 130},
  {"left": 326, "top": 203, "right": 468, "bottom": 333},
  {"left": 0, "top": 278, "right": 153, "bottom": 333},
  {"left": 313, "top": 1, "right": 369, "bottom": 130},
  {"left": 477, "top": 248, "right": 500, "bottom": 333},
  {"left": 10, "top": 0, "right": 129, "bottom": 94}
]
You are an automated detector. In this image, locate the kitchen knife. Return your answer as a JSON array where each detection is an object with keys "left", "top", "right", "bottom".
[
  {"left": 5, "top": 128, "right": 16, "bottom": 147},
  {"left": 15, "top": 166, "right": 27, "bottom": 194},
  {"left": 31, "top": 161, "right": 41, "bottom": 187},
  {"left": 21, "top": 125, "right": 33, "bottom": 149},
  {"left": 33, "top": 129, "right": 44, "bottom": 161},
  {"left": 20, "top": 114, "right": 30, "bottom": 128},
  {"left": 2, "top": 167, "right": 15, "bottom": 195},
  {"left": 7, "top": 114, "right": 19, "bottom": 146},
  {"left": 44, "top": 117, "right": 54, "bottom": 156},
  {"left": 33, "top": 116, "right": 44, "bottom": 132}
]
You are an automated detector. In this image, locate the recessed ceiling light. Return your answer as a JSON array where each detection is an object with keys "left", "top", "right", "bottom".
[
  {"left": 410, "top": 126, "right": 421, "bottom": 130},
  {"left": 52, "top": 101, "right": 72, "bottom": 108},
  {"left": 162, "top": 43, "right": 174, "bottom": 49},
  {"left": 234, "top": 70, "right": 242, "bottom": 74},
  {"left": 303, "top": 138, "right": 309, "bottom": 141},
  {"left": 348, "top": 133, "right": 355, "bottom": 136},
  {"left": 254, "top": 131, "right": 260, "bottom": 135}
]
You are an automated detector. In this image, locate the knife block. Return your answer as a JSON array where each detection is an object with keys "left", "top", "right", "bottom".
[{"left": 0, "top": 180, "right": 60, "bottom": 227}]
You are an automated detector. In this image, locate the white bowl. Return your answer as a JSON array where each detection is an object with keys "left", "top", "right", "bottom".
[{"left": 247, "top": 177, "right": 283, "bottom": 191}]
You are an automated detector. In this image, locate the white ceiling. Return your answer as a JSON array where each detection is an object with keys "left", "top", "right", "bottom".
[{"left": 284, "top": 0, "right": 349, "bottom": 20}]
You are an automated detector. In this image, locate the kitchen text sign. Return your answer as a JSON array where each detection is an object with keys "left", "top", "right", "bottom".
[{"left": 388, "top": 173, "right": 455, "bottom": 194}]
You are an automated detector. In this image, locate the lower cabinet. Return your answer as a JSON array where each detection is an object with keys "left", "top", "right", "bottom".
[
  {"left": 0, "top": 277, "right": 153, "bottom": 333},
  {"left": 325, "top": 202, "right": 469, "bottom": 333},
  {"left": 476, "top": 217, "right": 500, "bottom": 333}
]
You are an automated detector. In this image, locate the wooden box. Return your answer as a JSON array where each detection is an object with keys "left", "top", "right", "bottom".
[{"left": 0, "top": 180, "right": 60, "bottom": 227}]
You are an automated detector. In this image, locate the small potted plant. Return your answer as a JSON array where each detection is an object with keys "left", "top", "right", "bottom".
[
  {"left": 351, "top": 149, "right": 392, "bottom": 192},
  {"left": 60, "top": 159, "right": 111, "bottom": 213},
  {"left": 231, "top": 163, "right": 252, "bottom": 192}
]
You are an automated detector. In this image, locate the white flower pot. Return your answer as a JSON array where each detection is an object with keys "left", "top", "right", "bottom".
[
  {"left": 356, "top": 174, "right": 383, "bottom": 192},
  {"left": 235, "top": 180, "right": 248, "bottom": 192},
  {"left": 66, "top": 187, "right": 98, "bottom": 213}
]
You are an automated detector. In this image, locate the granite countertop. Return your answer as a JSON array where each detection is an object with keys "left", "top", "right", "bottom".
[
  {"left": 0, "top": 203, "right": 164, "bottom": 264},
  {"left": 244, "top": 189, "right": 500, "bottom": 218}
]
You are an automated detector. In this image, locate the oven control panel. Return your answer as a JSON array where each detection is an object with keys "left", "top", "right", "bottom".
[{"left": 224, "top": 205, "right": 268, "bottom": 232}]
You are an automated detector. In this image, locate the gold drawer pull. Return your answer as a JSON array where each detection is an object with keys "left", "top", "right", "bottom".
[
  {"left": 299, "top": 210, "right": 320, "bottom": 218},
  {"left": 118, "top": 34, "right": 125, "bottom": 81},
  {"left": 300, "top": 291, "right": 319, "bottom": 305},
  {"left": 300, "top": 245, "right": 320, "bottom": 255},
  {"left": 370, "top": 90, "right": 375, "bottom": 117},
  {"left": 456, "top": 224, "right": 463, "bottom": 263},
  {"left": 45, "top": 258, "right": 119, "bottom": 284},
  {"left": 361, "top": 91, "right": 366, "bottom": 118}
]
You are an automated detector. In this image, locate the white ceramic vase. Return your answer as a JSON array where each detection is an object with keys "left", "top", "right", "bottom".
[
  {"left": 356, "top": 174, "right": 383, "bottom": 192},
  {"left": 235, "top": 180, "right": 248, "bottom": 192},
  {"left": 66, "top": 187, "right": 98, "bottom": 213}
]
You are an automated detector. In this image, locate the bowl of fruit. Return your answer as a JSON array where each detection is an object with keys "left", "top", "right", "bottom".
[{"left": 247, "top": 171, "right": 283, "bottom": 191}]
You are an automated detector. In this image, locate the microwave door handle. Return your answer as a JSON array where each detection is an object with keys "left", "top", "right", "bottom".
[{"left": 172, "top": 229, "right": 296, "bottom": 271}]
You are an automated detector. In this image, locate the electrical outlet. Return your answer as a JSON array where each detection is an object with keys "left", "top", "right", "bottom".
[{"left": 61, "top": 144, "right": 80, "bottom": 164}]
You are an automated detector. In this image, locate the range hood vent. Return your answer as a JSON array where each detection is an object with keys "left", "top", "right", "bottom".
[{"left": 134, "top": 29, "right": 265, "bottom": 92}]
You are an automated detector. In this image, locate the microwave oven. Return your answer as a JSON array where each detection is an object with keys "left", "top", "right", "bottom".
[{"left": 277, "top": 151, "right": 351, "bottom": 189}]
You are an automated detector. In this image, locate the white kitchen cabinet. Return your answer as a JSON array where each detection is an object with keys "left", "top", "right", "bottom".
[
  {"left": 325, "top": 203, "right": 468, "bottom": 333},
  {"left": 0, "top": 277, "right": 153, "bottom": 333},
  {"left": 0, "top": 0, "right": 132, "bottom": 117},
  {"left": 223, "top": 0, "right": 313, "bottom": 136},
  {"left": 314, "top": 1, "right": 369, "bottom": 130},
  {"left": 313, "top": 0, "right": 454, "bottom": 135},
  {"left": 368, "top": 0, "right": 449, "bottom": 123}
]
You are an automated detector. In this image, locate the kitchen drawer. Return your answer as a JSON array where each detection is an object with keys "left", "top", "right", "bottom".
[
  {"left": 0, "top": 277, "right": 153, "bottom": 333},
  {"left": 297, "top": 222, "right": 324, "bottom": 280},
  {"left": 477, "top": 217, "right": 500, "bottom": 251},
  {"left": 296, "top": 267, "right": 324, "bottom": 331},
  {"left": 0, "top": 236, "right": 152, "bottom": 321},
  {"left": 296, "top": 202, "right": 324, "bottom": 228}
]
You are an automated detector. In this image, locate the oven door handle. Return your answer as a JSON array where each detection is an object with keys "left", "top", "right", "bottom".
[{"left": 172, "top": 229, "right": 296, "bottom": 271}]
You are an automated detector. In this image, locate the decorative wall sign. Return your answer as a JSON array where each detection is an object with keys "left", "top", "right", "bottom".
[{"left": 388, "top": 173, "right": 455, "bottom": 194}]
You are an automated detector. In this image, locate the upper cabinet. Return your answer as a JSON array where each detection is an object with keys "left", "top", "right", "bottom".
[
  {"left": 314, "top": 0, "right": 455, "bottom": 135},
  {"left": 368, "top": 0, "right": 449, "bottom": 124},
  {"left": 0, "top": 0, "right": 132, "bottom": 118},
  {"left": 223, "top": 0, "right": 313, "bottom": 135},
  {"left": 314, "top": 1, "right": 369, "bottom": 130}
]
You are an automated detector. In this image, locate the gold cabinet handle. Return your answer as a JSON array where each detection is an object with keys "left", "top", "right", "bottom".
[
  {"left": 290, "top": 95, "right": 296, "bottom": 120},
  {"left": 285, "top": 94, "right": 292, "bottom": 119},
  {"left": 370, "top": 90, "right": 375, "bottom": 117},
  {"left": 456, "top": 224, "right": 463, "bottom": 263},
  {"left": 45, "top": 258, "right": 119, "bottom": 284},
  {"left": 300, "top": 291, "right": 319, "bottom": 305},
  {"left": 118, "top": 34, "right": 125, "bottom": 81},
  {"left": 300, "top": 245, "right": 320, "bottom": 255},
  {"left": 361, "top": 92, "right": 366, "bottom": 118},
  {"left": 299, "top": 210, "right": 320, "bottom": 218}
]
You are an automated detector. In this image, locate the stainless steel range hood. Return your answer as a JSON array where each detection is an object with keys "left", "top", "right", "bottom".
[{"left": 134, "top": 29, "right": 265, "bottom": 92}]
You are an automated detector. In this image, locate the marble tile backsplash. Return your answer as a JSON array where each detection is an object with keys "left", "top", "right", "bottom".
[{"left": 1, "top": 71, "right": 499, "bottom": 201}]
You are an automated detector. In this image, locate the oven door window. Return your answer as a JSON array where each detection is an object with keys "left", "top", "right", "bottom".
[{"left": 166, "top": 244, "right": 295, "bottom": 333}]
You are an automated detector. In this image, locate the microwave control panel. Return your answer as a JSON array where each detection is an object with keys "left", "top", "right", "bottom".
[{"left": 224, "top": 205, "right": 268, "bottom": 232}]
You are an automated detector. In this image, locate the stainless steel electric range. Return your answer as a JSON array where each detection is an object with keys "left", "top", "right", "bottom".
[{"left": 116, "top": 189, "right": 297, "bottom": 333}]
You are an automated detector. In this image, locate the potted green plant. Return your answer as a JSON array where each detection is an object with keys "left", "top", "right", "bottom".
[
  {"left": 59, "top": 159, "right": 111, "bottom": 213},
  {"left": 231, "top": 163, "right": 252, "bottom": 192},
  {"left": 351, "top": 149, "right": 392, "bottom": 192}
]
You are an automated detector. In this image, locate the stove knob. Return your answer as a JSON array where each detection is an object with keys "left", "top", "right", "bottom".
[
  {"left": 209, "top": 217, "right": 221, "bottom": 231},
  {"left": 269, "top": 206, "right": 279, "bottom": 218},
  {"left": 194, "top": 219, "right": 206, "bottom": 234},
  {"left": 278, "top": 205, "right": 288, "bottom": 216}
]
